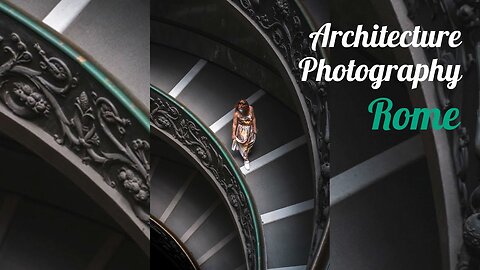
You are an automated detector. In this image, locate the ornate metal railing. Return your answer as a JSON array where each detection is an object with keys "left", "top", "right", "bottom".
[
  {"left": 226, "top": 0, "right": 330, "bottom": 268},
  {"left": 150, "top": 217, "right": 199, "bottom": 270},
  {"left": 0, "top": 2, "right": 150, "bottom": 224},
  {"left": 150, "top": 86, "right": 264, "bottom": 270},
  {"left": 402, "top": 0, "right": 480, "bottom": 269}
]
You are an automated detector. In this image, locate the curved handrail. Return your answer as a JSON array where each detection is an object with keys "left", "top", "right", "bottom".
[
  {"left": 150, "top": 216, "right": 199, "bottom": 270},
  {"left": 0, "top": 1, "right": 149, "bottom": 130},
  {"left": 0, "top": 2, "right": 150, "bottom": 232},
  {"left": 150, "top": 85, "right": 264, "bottom": 270}
]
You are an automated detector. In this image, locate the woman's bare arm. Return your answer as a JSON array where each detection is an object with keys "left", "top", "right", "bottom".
[
  {"left": 232, "top": 111, "right": 238, "bottom": 140},
  {"left": 251, "top": 106, "right": 257, "bottom": 134}
]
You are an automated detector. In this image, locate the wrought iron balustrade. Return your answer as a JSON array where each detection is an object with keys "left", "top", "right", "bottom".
[
  {"left": 0, "top": 2, "right": 150, "bottom": 224},
  {"left": 150, "top": 86, "right": 264, "bottom": 270}
]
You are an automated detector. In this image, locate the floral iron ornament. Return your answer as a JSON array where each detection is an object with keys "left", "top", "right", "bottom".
[
  {"left": 151, "top": 88, "right": 262, "bottom": 270},
  {"left": 0, "top": 32, "right": 150, "bottom": 222}
]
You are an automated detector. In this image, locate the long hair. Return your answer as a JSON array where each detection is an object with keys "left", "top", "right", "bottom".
[{"left": 235, "top": 99, "right": 250, "bottom": 115}]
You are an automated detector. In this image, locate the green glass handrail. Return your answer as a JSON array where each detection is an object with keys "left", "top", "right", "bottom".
[
  {"left": 0, "top": 2, "right": 149, "bottom": 131},
  {"left": 151, "top": 85, "right": 263, "bottom": 269}
]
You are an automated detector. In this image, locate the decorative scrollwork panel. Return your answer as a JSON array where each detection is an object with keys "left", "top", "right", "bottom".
[
  {"left": 0, "top": 9, "right": 150, "bottom": 223},
  {"left": 150, "top": 88, "right": 262, "bottom": 270}
]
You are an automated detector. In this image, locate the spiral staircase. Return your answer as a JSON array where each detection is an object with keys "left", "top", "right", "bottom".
[
  {"left": 0, "top": 0, "right": 149, "bottom": 268},
  {"left": 151, "top": 46, "right": 315, "bottom": 269},
  {"left": 150, "top": 0, "right": 479, "bottom": 270},
  {"left": 150, "top": 0, "right": 329, "bottom": 269},
  {"left": 4, "top": 1, "right": 476, "bottom": 270}
]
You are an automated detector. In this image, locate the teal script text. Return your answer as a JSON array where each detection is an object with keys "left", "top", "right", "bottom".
[{"left": 368, "top": 97, "right": 460, "bottom": 130}]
